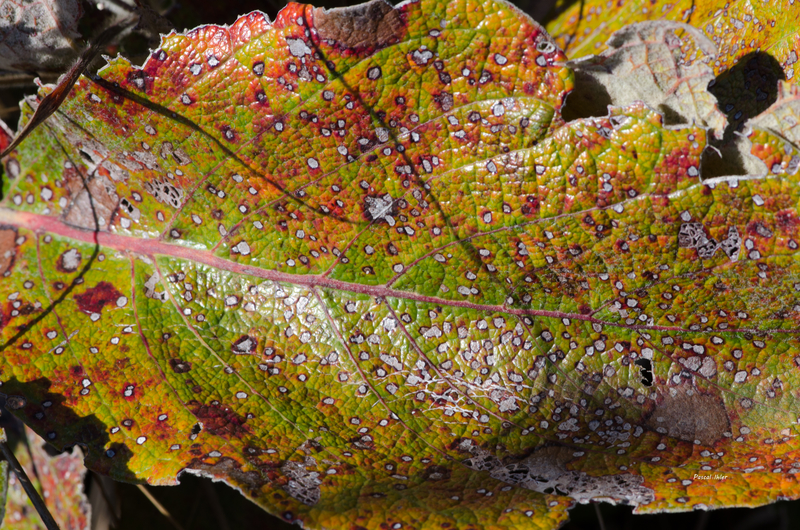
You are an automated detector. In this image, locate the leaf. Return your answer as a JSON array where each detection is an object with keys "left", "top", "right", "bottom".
[
  {"left": 546, "top": 0, "right": 800, "bottom": 78},
  {"left": 563, "top": 21, "right": 726, "bottom": 135},
  {"left": 546, "top": 0, "right": 799, "bottom": 180},
  {"left": 1, "top": 426, "right": 89, "bottom": 530},
  {"left": 0, "top": 0, "right": 82, "bottom": 73},
  {"left": 1, "top": 0, "right": 800, "bottom": 528}
]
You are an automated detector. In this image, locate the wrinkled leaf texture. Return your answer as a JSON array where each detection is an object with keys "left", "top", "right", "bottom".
[{"left": 1, "top": 0, "right": 800, "bottom": 529}]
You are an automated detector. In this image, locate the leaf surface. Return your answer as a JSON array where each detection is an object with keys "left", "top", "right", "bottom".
[
  {"left": 547, "top": 0, "right": 800, "bottom": 78},
  {"left": 2, "top": 0, "right": 800, "bottom": 529}
]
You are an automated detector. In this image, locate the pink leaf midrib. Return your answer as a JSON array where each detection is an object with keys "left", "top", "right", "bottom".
[{"left": 4, "top": 207, "right": 796, "bottom": 336}]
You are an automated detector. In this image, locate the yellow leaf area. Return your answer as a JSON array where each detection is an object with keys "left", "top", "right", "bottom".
[{"left": 547, "top": 0, "right": 800, "bottom": 78}]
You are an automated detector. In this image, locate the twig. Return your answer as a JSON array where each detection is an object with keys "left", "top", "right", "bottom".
[
  {"left": 593, "top": 502, "right": 606, "bottom": 530},
  {"left": 201, "top": 479, "right": 231, "bottom": 530},
  {"left": 136, "top": 484, "right": 186, "bottom": 530},
  {"left": 90, "top": 472, "right": 121, "bottom": 528},
  {"left": 184, "top": 485, "right": 203, "bottom": 530},
  {"left": 0, "top": 428, "right": 60, "bottom": 530}
]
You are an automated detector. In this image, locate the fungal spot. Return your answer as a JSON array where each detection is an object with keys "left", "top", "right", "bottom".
[
  {"left": 74, "top": 282, "right": 124, "bottom": 315},
  {"left": 421, "top": 465, "right": 451, "bottom": 482},
  {"left": 143, "top": 273, "right": 166, "bottom": 301},
  {"left": 411, "top": 48, "right": 434, "bottom": 65},
  {"left": 645, "top": 385, "right": 728, "bottom": 445},
  {"left": 232, "top": 335, "right": 258, "bottom": 355},
  {"left": 126, "top": 70, "right": 148, "bottom": 91},
  {"left": 169, "top": 358, "right": 192, "bottom": 373},
  {"left": 159, "top": 142, "right": 191, "bottom": 166},
  {"left": 435, "top": 92, "right": 454, "bottom": 112},
  {"left": 364, "top": 194, "right": 397, "bottom": 225},
  {"left": 5, "top": 395, "right": 26, "bottom": 410},
  {"left": 235, "top": 241, "right": 251, "bottom": 255},
  {"left": 286, "top": 38, "right": 312, "bottom": 58},
  {"left": 6, "top": 159, "right": 19, "bottom": 179}
]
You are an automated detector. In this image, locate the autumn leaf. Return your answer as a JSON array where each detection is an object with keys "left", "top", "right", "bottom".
[
  {"left": 1, "top": 426, "right": 90, "bottom": 530},
  {"left": 562, "top": 20, "right": 726, "bottom": 134},
  {"left": 547, "top": 0, "right": 800, "bottom": 79},
  {"left": 1, "top": 0, "right": 800, "bottom": 528}
]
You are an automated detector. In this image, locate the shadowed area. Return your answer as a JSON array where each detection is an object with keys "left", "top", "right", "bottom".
[
  {"left": 0, "top": 377, "right": 136, "bottom": 481},
  {"left": 703, "top": 51, "right": 785, "bottom": 179}
]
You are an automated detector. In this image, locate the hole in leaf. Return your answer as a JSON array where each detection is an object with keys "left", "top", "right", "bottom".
[
  {"left": 560, "top": 69, "right": 612, "bottom": 121},
  {"left": 709, "top": 51, "right": 784, "bottom": 139},
  {"left": 700, "top": 138, "right": 758, "bottom": 179},
  {"left": 702, "top": 51, "right": 785, "bottom": 180},
  {"left": 656, "top": 104, "right": 688, "bottom": 127},
  {"left": 634, "top": 358, "right": 653, "bottom": 387}
]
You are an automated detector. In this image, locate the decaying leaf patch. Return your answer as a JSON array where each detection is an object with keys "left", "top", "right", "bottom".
[
  {"left": 564, "top": 21, "right": 726, "bottom": 135},
  {"left": 645, "top": 385, "right": 728, "bottom": 446},
  {"left": 312, "top": 0, "right": 405, "bottom": 51},
  {"left": 0, "top": 227, "right": 16, "bottom": 276}
]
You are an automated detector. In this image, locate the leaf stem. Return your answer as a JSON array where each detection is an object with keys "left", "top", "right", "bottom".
[
  {"left": 136, "top": 484, "right": 186, "bottom": 530},
  {"left": 593, "top": 502, "right": 606, "bottom": 530},
  {"left": 0, "top": 428, "right": 60, "bottom": 530},
  {"left": 201, "top": 479, "right": 231, "bottom": 530}
]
